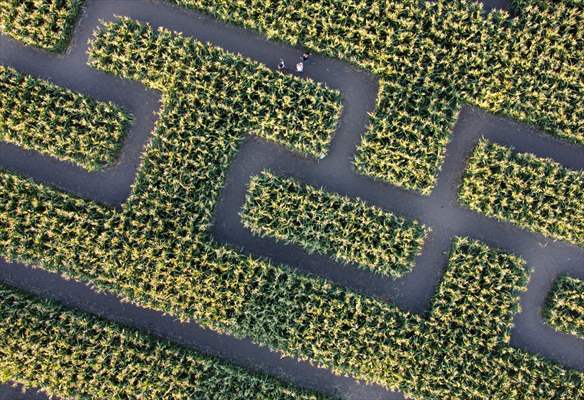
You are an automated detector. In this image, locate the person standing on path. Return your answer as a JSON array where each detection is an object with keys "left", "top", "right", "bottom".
[
  {"left": 278, "top": 59, "right": 286, "bottom": 72},
  {"left": 296, "top": 61, "right": 304, "bottom": 73},
  {"left": 302, "top": 52, "right": 310, "bottom": 62}
]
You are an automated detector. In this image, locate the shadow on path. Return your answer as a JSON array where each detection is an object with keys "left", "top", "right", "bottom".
[{"left": 0, "top": 383, "right": 47, "bottom": 400}]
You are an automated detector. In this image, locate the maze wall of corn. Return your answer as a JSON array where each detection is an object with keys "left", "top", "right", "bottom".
[{"left": 0, "top": 1, "right": 582, "bottom": 399}]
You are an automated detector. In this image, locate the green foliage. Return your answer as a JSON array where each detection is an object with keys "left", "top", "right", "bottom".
[
  {"left": 355, "top": 80, "right": 459, "bottom": 195},
  {"left": 428, "top": 237, "right": 529, "bottom": 348},
  {"left": 459, "top": 139, "right": 584, "bottom": 247},
  {"left": 2, "top": 166, "right": 581, "bottom": 398},
  {"left": 88, "top": 18, "right": 341, "bottom": 159},
  {"left": 174, "top": 0, "right": 584, "bottom": 194},
  {"left": 511, "top": 0, "right": 584, "bottom": 12},
  {"left": 544, "top": 276, "right": 584, "bottom": 339},
  {"left": 0, "top": 65, "right": 131, "bottom": 171},
  {"left": 241, "top": 170, "right": 429, "bottom": 278},
  {"left": 0, "top": 282, "right": 328, "bottom": 400},
  {"left": 0, "top": 171, "right": 113, "bottom": 280},
  {"left": 0, "top": 16, "right": 582, "bottom": 400},
  {"left": 409, "top": 237, "right": 583, "bottom": 400},
  {"left": 0, "top": 0, "right": 84, "bottom": 52},
  {"left": 0, "top": 169, "right": 425, "bottom": 397}
]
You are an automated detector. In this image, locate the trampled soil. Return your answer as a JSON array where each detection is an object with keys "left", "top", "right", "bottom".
[{"left": 0, "top": 1, "right": 582, "bottom": 399}]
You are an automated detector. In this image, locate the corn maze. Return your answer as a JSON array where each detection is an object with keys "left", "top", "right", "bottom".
[{"left": 0, "top": 1, "right": 583, "bottom": 400}]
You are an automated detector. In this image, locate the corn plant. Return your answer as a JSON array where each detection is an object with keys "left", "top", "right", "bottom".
[
  {"left": 428, "top": 237, "right": 530, "bottom": 348},
  {"left": 0, "top": 65, "right": 131, "bottom": 171},
  {"left": 544, "top": 276, "right": 584, "bottom": 339},
  {"left": 0, "top": 281, "right": 328, "bottom": 400},
  {"left": 0, "top": 0, "right": 84, "bottom": 52},
  {"left": 241, "top": 171, "right": 429, "bottom": 278},
  {"left": 459, "top": 139, "right": 584, "bottom": 247}
]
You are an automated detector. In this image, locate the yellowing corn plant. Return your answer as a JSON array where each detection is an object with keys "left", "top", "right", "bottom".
[
  {"left": 241, "top": 171, "right": 429, "bottom": 278},
  {"left": 459, "top": 139, "right": 584, "bottom": 247},
  {"left": 0, "top": 0, "right": 83, "bottom": 52},
  {"left": 544, "top": 276, "right": 584, "bottom": 339},
  {"left": 0, "top": 65, "right": 132, "bottom": 171}
]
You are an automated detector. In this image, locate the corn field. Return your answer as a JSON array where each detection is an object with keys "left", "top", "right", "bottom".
[
  {"left": 0, "top": 0, "right": 83, "bottom": 52},
  {"left": 0, "top": 281, "right": 327, "bottom": 400},
  {"left": 544, "top": 276, "right": 584, "bottom": 340},
  {"left": 410, "top": 237, "right": 574, "bottom": 399},
  {"left": 241, "top": 171, "right": 429, "bottom": 278},
  {"left": 459, "top": 139, "right": 584, "bottom": 247},
  {"left": 429, "top": 237, "right": 529, "bottom": 348},
  {"left": 0, "top": 1, "right": 582, "bottom": 399},
  {"left": 0, "top": 17, "right": 581, "bottom": 396},
  {"left": 0, "top": 65, "right": 131, "bottom": 171},
  {"left": 2, "top": 0, "right": 581, "bottom": 193},
  {"left": 176, "top": 0, "right": 584, "bottom": 194}
]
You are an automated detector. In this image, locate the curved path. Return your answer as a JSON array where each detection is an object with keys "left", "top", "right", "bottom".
[{"left": 0, "top": 0, "right": 582, "bottom": 399}]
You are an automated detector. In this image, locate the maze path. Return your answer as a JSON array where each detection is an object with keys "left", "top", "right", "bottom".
[
  {"left": 0, "top": 383, "right": 45, "bottom": 400},
  {"left": 0, "top": 25, "right": 159, "bottom": 205},
  {"left": 0, "top": 0, "right": 582, "bottom": 399},
  {"left": 214, "top": 106, "right": 584, "bottom": 367}
]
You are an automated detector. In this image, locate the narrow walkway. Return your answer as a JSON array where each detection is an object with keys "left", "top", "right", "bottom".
[
  {"left": 0, "top": 0, "right": 582, "bottom": 399},
  {"left": 0, "top": 9, "right": 160, "bottom": 206}
]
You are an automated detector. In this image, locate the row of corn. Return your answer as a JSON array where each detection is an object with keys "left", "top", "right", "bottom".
[
  {"left": 241, "top": 170, "right": 429, "bottom": 279},
  {"left": 87, "top": 18, "right": 341, "bottom": 159},
  {"left": 0, "top": 280, "right": 326, "bottom": 400},
  {"left": 0, "top": 65, "right": 131, "bottom": 171},
  {"left": 459, "top": 139, "right": 583, "bottom": 247},
  {"left": 544, "top": 276, "right": 584, "bottom": 339}
]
